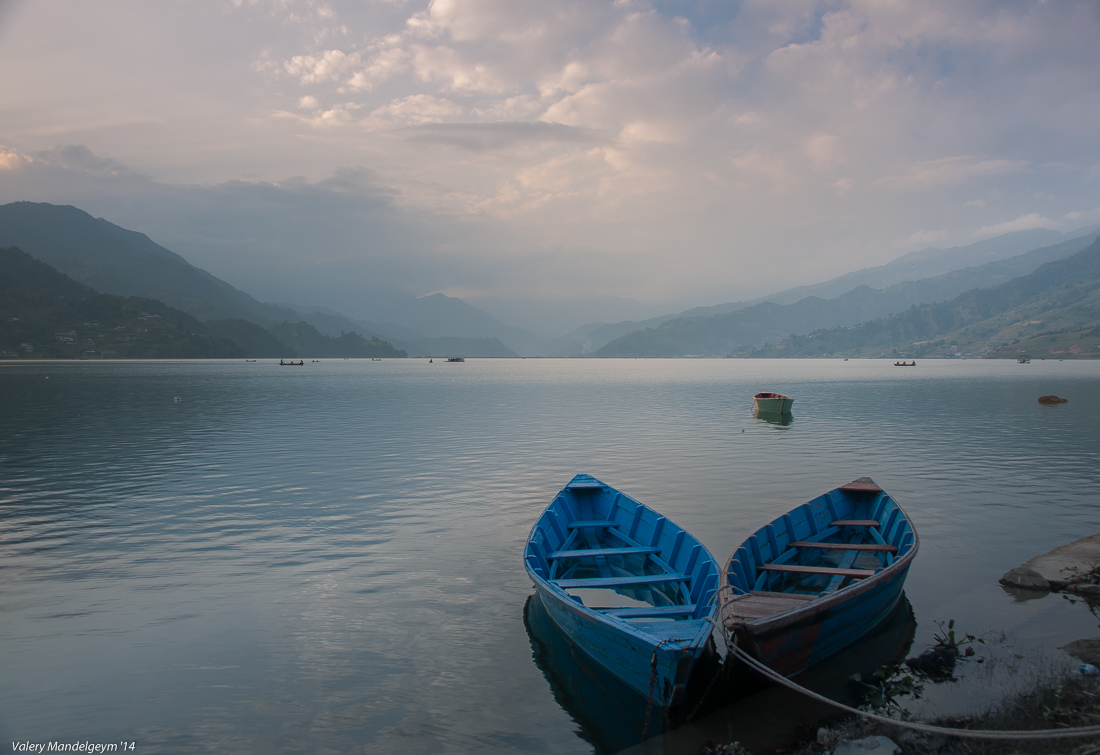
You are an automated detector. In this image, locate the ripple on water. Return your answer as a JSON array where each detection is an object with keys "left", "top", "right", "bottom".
[{"left": 2, "top": 358, "right": 1100, "bottom": 753}]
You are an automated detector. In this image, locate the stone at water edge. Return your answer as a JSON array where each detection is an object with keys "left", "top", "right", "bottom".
[
  {"left": 1001, "top": 533, "right": 1100, "bottom": 590},
  {"left": 833, "top": 735, "right": 901, "bottom": 755},
  {"left": 998, "top": 565, "right": 1050, "bottom": 591}
]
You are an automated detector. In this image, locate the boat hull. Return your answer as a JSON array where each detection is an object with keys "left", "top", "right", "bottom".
[
  {"left": 721, "top": 477, "right": 918, "bottom": 677},
  {"left": 531, "top": 581, "right": 706, "bottom": 706},
  {"left": 730, "top": 558, "right": 912, "bottom": 675},
  {"left": 524, "top": 474, "right": 720, "bottom": 709},
  {"left": 752, "top": 394, "right": 793, "bottom": 414}
]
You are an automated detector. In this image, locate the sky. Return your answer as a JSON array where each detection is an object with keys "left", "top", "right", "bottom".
[{"left": 1, "top": 0, "right": 1099, "bottom": 323}]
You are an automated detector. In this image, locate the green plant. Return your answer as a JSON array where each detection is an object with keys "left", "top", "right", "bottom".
[
  {"left": 851, "top": 664, "right": 925, "bottom": 708},
  {"left": 932, "top": 618, "right": 985, "bottom": 658}
]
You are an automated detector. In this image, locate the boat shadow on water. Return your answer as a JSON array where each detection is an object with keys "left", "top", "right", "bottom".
[
  {"left": 753, "top": 409, "right": 793, "bottom": 427},
  {"left": 524, "top": 592, "right": 917, "bottom": 755}
]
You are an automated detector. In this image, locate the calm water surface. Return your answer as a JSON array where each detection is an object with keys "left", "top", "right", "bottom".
[{"left": 2, "top": 358, "right": 1099, "bottom": 754}]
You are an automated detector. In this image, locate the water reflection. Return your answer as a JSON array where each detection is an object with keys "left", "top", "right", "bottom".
[
  {"left": 525, "top": 591, "right": 917, "bottom": 755},
  {"left": 524, "top": 593, "right": 661, "bottom": 753},
  {"left": 753, "top": 410, "right": 793, "bottom": 426}
]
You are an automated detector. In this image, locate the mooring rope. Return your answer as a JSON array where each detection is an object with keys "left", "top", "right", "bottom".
[{"left": 726, "top": 641, "right": 1100, "bottom": 741}]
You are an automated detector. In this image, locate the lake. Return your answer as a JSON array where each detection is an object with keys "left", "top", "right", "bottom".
[{"left": 2, "top": 358, "right": 1099, "bottom": 754}]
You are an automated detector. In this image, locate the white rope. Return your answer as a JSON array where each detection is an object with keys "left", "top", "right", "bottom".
[{"left": 727, "top": 642, "right": 1100, "bottom": 741}]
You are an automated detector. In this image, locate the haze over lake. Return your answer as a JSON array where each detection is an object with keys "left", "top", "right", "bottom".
[{"left": 2, "top": 358, "right": 1099, "bottom": 753}]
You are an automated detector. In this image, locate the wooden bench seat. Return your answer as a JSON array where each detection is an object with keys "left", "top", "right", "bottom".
[
  {"left": 567, "top": 520, "right": 618, "bottom": 529},
  {"left": 553, "top": 573, "right": 688, "bottom": 589},
  {"left": 598, "top": 604, "right": 697, "bottom": 618},
  {"left": 791, "top": 541, "right": 897, "bottom": 553},
  {"left": 830, "top": 520, "right": 880, "bottom": 527},
  {"left": 759, "top": 563, "right": 876, "bottom": 578},
  {"left": 548, "top": 546, "right": 660, "bottom": 560}
]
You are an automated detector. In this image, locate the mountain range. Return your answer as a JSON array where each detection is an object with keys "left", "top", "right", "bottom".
[
  {"left": 745, "top": 236, "right": 1100, "bottom": 359},
  {"left": 0, "top": 202, "right": 517, "bottom": 357},
  {"left": 593, "top": 229, "right": 1100, "bottom": 357},
  {"left": 2, "top": 200, "right": 1099, "bottom": 359}
]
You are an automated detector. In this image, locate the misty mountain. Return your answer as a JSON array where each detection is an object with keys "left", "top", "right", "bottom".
[
  {"left": 593, "top": 231, "right": 1100, "bottom": 357},
  {"left": 412, "top": 336, "right": 517, "bottom": 358},
  {"left": 0, "top": 201, "right": 530, "bottom": 355},
  {"left": 749, "top": 236, "right": 1100, "bottom": 358},
  {"left": 749, "top": 227, "right": 1100, "bottom": 306},
  {"left": 0, "top": 202, "right": 297, "bottom": 325},
  {"left": 556, "top": 227, "right": 1100, "bottom": 356},
  {"left": 1, "top": 246, "right": 244, "bottom": 359},
  {"left": 466, "top": 294, "right": 675, "bottom": 339},
  {"left": 264, "top": 321, "right": 407, "bottom": 359},
  {"left": 328, "top": 289, "right": 546, "bottom": 355}
]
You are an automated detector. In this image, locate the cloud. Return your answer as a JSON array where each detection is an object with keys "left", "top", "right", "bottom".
[
  {"left": 0, "top": 147, "right": 33, "bottom": 171},
  {"left": 285, "top": 49, "right": 361, "bottom": 84},
  {"left": 399, "top": 121, "right": 607, "bottom": 151},
  {"left": 973, "top": 213, "right": 1056, "bottom": 238},
  {"left": 876, "top": 157, "right": 1030, "bottom": 191},
  {"left": 904, "top": 228, "right": 951, "bottom": 248},
  {"left": 1, "top": 1, "right": 1100, "bottom": 307}
]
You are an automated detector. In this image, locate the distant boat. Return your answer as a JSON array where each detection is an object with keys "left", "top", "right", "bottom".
[
  {"left": 245, "top": 359, "right": 256, "bottom": 362},
  {"left": 446, "top": 356, "right": 465, "bottom": 362},
  {"left": 893, "top": 361, "right": 916, "bottom": 366},
  {"left": 279, "top": 360, "right": 304, "bottom": 366},
  {"left": 720, "top": 477, "right": 918, "bottom": 676},
  {"left": 1017, "top": 356, "right": 1031, "bottom": 364},
  {"left": 524, "top": 474, "right": 721, "bottom": 710},
  {"left": 372, "top": 358, "right": 382, "bottom": 361},
  {"left": 753, "top": 392, "right": 794, "bottom": 414}
]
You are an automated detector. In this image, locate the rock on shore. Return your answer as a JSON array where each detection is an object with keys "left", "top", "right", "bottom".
[{"left": 999, "top": 533, "right": 1100, "bottom": 592}]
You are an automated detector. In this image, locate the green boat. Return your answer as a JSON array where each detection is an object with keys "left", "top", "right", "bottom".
[{"left": 753, "top": 392, "right": 793, "bottom": 415}]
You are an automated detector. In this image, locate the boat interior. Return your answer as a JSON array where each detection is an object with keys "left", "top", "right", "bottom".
[
  {"left": 722, "top": 482, "right": 916, "bottom": 621},
  {"left": 525, "top": 477, "right": 719, "bottom": 626}
]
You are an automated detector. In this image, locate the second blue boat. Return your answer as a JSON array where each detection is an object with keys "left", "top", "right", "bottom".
[
  {"left": 720, "top": 477, "right": 918, "bottom": 676},
  {"left": 524, "top": 474, "right": 721, "bottom": 710}
]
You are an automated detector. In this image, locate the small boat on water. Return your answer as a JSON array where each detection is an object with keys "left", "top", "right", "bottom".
[
  {"left": 279, "top": 360, "right": 305, "bottom": 366},
  {"left": 524, "top": 474, "right": 721, "bottom": 710},
  {"left": 893, "top": 361, "right": 916, "bottom": 366},
  {"left": 753, "top": 392, "right": 793, "bottom": 414},
  {"left": 446, "top": 356, "right": 465, "bottom": 362},
  {"left": 720, "top": 477, "right": 918, "bottom": 677}
]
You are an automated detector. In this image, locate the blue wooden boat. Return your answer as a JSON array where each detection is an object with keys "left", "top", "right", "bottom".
[
  {"left": 524, "top": 474, "right": 721, "bottom": 709},
  {"left": 720, "top": 477, "right": 918, "bottom": 676}
]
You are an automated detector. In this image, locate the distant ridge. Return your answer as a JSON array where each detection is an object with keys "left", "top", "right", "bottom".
[
  {"left": 0, "top": 202, "right": 291, "bottom": 324},
  {"left": 592, "top": 230, "right": 1100, "bottom": 357},
  {"left": 554, "top": 226, "right": 1100, "bottom": 356},
  {"left": 0, "top": 202, "right": 541, "bottom": 357},
  {"left": 749, "top": 236, "right": 1100, "bottom": 359},
  {"left": 0, "top": 246, "right": 244, "bottom": 358}
]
